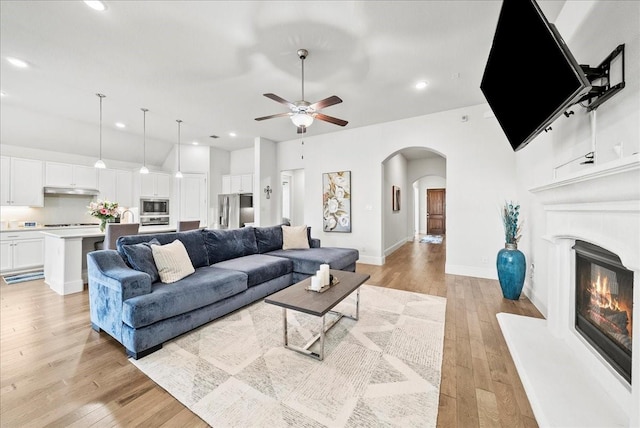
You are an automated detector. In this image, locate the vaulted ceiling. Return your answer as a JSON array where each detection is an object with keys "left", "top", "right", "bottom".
[{"left": 0, "top": 1, "right": 565, "bottom": 166}]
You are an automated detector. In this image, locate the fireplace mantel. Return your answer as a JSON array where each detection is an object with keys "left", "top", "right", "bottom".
[
  {"left": 530, "top": 154, "right": 640, "bottom": 206},
  {"left": 500, "top": 154, "right": 639, "bottom": 427}
]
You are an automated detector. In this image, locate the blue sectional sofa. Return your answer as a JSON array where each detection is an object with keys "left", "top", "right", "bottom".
[{"left": 87, "top": 225, "right": 359, "bottom": 359}]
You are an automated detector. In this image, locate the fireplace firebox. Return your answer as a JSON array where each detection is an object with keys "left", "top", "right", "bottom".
[{"left": 574, "top": 241, "right": 633, "bottom": 383}]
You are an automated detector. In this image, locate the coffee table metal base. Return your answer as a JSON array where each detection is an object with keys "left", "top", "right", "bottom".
[{"left": 282, "top": 288, "right": 360, "bottom": 361}]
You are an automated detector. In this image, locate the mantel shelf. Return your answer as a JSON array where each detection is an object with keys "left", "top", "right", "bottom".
[{"left": 529, "top": 154, "right": 640, "bottom": 206}]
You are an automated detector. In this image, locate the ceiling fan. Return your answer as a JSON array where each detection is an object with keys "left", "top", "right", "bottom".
[{"left": 255, "top": 48, "right": 348, "bottom": 134}]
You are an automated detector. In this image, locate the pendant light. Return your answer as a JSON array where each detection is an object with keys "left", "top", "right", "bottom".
[
  {"left": 139, "top": 108, "right": 149, "bottom": 174},
  {"left": 94, "top": 93, "right": 106, "bottom": 169},
  {"left": 175, "top": 119, "right": 183, "bottom": 178}
]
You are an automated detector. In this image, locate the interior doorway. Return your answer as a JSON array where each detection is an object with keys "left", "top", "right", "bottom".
[
  {"left": 281, "top": 169, "right": 305, "bottom": 225},
  {"left": 427, "top": 188, "right": 445, "bottom": 235}
]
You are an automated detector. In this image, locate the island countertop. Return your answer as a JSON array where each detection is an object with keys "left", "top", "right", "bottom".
[{"left": 40, "top": 225, "right": 177, "bottom": 239}]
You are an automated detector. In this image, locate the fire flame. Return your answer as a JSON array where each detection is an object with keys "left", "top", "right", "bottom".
[
  {"left": 589, "top": 274, "right": 619, "bottom": 311},
  {"left": 588, "top": 273, "right": 632, "bottom": 339}
]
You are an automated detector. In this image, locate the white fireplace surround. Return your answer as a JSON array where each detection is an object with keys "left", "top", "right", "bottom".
[{"left": 499, "top": 154, "right": 639, "bottom": 427}]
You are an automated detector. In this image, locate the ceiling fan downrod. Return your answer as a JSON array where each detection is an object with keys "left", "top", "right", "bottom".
[{"left": 298, "top": 49, "right": 308, "bottom": 102}]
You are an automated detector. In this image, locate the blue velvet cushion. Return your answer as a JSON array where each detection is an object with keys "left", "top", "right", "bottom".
[
  {"left": 122, "top": 266, "right": 248, "bottom": 328},
  {"left": 267, "top": 247, "right": 359, "bottom": 275},
  {"left": 204, "top": 227, "right": 259, "bottom": 264},
  {"left": 120, "top": 238, "right": 161, "bottom": 283},
  {"left": 254, "top": 225, "right": 283, "bottom": 253},
  {"left": 213, "top": 254, "right": 293, "bottom": 287},
  {"left": 117, "top": 230, "right": 209, "bottom": 269}
]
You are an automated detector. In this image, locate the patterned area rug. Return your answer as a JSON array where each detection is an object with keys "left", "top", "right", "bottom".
[
  {"left": 419, "top": 235, "right": 443, "bottom": 244},
  {"left": 131, "top": 284, "right": 446, "bottom": 427}
]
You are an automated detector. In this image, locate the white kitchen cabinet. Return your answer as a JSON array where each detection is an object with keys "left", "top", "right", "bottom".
[
  {"left": 1, "top": 156, "right": 44, "bottom": 207},
  {"left": 140, "top": 172, "right": 171, "bottom": 198},
  {"left": 0, "top": 231, "right": 44, "bottom": 274},
  {"left": 222, "top": 175, "right": 231, "bottom": 194},
  {"left": 98, "top": 168, "right": 133, "bottom": 207},
  {"left": 222, "top": 174, "right": 253, "bottom": 194},
  {"left": 45, "top": 162, "right": 97, "bottom": 188},
  {"left": 180, "top": 173, "right": 207, "bottom": 226}
]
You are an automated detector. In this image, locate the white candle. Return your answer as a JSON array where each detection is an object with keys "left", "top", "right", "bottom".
[
  {"left": 320, "top": 264, "right": 330, "bottom": 285},
  {"left": 311, "top": 276, "right": 321, "bottom": 291}
]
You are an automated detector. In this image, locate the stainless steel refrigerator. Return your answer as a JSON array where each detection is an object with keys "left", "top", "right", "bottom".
[{"left": 218, "top": 193, "right": 254, "bottom": 229}]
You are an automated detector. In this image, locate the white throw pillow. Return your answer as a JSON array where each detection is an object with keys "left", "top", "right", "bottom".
[
  {"left": 282, "top": 225, "right": 310, "bottom": 250},
  {"left": 151, "top": 239, "right": 195, "bottom": 283}
]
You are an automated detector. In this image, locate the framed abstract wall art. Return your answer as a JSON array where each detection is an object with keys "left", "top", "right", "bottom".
[{"left": 322, "top": 171, "right": 351, "bottom": 232}]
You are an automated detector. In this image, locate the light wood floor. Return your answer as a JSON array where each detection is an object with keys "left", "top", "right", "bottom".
[{"left": 1, "top": 236, "right": 543, "bottom": 427}]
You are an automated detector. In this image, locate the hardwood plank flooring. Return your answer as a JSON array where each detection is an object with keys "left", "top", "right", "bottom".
[{"left": 1, "top": 235, "right": 543, "bottom": 427}]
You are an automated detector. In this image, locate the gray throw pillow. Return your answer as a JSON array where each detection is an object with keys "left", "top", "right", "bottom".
[{"left": 121, "top": 238, "right": 161, "bottom": 283}]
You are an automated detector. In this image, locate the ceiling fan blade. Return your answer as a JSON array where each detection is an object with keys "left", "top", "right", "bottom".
[
  {"left": 314, "top": 113, "right": 348, "bottom": 127},
  {"left": 309, "top": 95, "right": 343, "bottom": 111},
  {"left": 297, "top": 126, "right": 307, "bottom": 134},
  {"left": 263, "top": 93, "right": 295, "bottom": 109},
  {"left": 254, "top": 112, "right": 291, "bottom": 121}
]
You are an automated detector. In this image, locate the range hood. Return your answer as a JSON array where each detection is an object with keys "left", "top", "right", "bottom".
[{"left": 44, "top": 186, "right": 100, "bottom": 196}]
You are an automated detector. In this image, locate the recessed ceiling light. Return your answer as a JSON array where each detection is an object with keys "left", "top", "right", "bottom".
[
  {"left": 84, "top": 1, "right": 107, "bottom": 11},
  {"left": 7, "top": 57, "right": 29, "bottom": 68},
  {"left": 0, "top": 91, "right": 6, "bottom": 97},
  {"left": 229, "top": 132, "right": 237, "bottom": 137},
  {"left": 115, "top": 122, "right": 126, "bottom": 128},
  {"left": 415, "top": 81, "right": 428, "bottom": 90},
  {"left": 192, "top": 141, "right": 199, "bottom": 146}
]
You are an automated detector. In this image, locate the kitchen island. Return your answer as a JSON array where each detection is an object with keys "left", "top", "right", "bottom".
[{"left": 41, "top": 225, "right": 175, "bottom": 295}]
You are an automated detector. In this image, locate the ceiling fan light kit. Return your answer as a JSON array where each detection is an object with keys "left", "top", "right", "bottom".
[{"left": 255, "top": 48, "right": 348, "bottom": 134}]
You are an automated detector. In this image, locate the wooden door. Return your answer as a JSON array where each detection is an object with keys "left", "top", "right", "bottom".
[{"left": 427, "top": 188, "right": 446, "bottom": 235}]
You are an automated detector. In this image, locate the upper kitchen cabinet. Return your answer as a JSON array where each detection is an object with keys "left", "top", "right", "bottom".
[
  {"left": 1, "top": 156, "right": 44, "bottom": 207},
  {"left": 140, "top": 172, "right": 171, "bottom": 198},
  {"left": 98, "top": 168, "right": 133, "bottom": 207},
  {"left": 222, "top": 174, "right": 253, "bottom": 194},
  {"left": 45, "top": 162, "right": 97, "bottom": 189}
]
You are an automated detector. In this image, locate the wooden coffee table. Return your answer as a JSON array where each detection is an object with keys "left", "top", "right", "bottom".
[{"left": 264, "top": 269, "right": 370, "bottom": 360}]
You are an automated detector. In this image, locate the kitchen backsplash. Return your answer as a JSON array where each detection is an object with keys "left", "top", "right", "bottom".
[{"left": 1, "top": 195, "right": 98, "bottom": 227}]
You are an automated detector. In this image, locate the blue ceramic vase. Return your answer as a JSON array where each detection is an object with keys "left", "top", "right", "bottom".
[{"left": 496, "top": 243, "right": 526, "bottom": 300}]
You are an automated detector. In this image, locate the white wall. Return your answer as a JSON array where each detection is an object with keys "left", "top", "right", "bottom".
[
  {"left": 515, "top": 1, "right": 640, "bottom": 317},
  {"left": 278, "top": 103, "right": 517, "bottom": 271},
  {"left": 255, "top": 137, "right": 278, "bottom": 226},
  {"left": 230, "top": 148, "right": 254, "bottom": 174},
  {"left": 210, "top": 147, "right": 230, "bottom": 227},
  {"left": 383, "top": 153, "right": 409, "bottom": 254}
]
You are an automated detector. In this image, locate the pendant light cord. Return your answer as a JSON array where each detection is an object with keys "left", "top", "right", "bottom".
[
  {"left": 176, "top": 119, "right": 182, "bottom": 173},
  {"left": 142, "top": 108, "right": 148, "bottom": 167},
  {"left": 97, "top": 93, "right": 105, "bottom": 159}
]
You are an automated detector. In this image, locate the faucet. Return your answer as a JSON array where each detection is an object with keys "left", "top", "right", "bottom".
[{"left": 121, "top": 209, "right": 135, "bottom": 223}]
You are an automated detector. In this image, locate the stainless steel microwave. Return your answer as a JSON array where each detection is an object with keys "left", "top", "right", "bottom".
[{"left": 140, "top": 198, "right": 169, "bottom": 216}]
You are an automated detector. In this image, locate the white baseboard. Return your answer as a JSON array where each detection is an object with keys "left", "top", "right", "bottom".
[
  {"left": 357, "top": 255, "right": 384, "bottom": 266},
  {"left": 384, "top": 237, "right": 411, "bottom": 256},
  {"left": 445, "top": 263, "right": 497, "bottom": 280}
]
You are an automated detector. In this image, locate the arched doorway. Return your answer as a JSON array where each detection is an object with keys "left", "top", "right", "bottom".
[{"left": 381, "top": 147, "right": 446, "bottom": 256}]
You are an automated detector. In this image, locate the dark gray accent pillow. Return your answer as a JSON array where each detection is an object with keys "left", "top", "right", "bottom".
[{"left": 121, "top": 238, "right": 161, "bottom": 283}]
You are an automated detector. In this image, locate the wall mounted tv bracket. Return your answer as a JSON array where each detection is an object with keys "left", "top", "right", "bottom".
[{"left": 575, "top": 44, "right": 625, "bottom": 112}]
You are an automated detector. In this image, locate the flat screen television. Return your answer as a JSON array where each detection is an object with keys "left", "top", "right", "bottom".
[{"left": 480, "top": 0, "right": 592, "bottom": 151}]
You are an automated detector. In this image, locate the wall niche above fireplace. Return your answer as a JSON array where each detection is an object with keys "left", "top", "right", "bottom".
[{"left": 574, "top": 240, "right": 633, "bottom": 383}]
